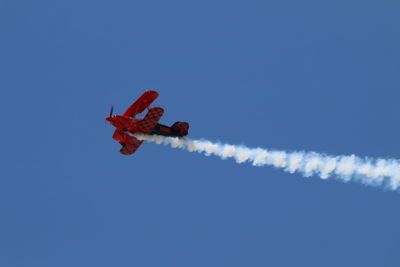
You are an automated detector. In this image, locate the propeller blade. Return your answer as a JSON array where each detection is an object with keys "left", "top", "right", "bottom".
[{"left": 109, "top": 105, "right": 114, "bottom": 116}]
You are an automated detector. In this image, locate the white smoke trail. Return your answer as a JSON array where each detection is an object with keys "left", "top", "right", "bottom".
[{"left": 130, "top": 133, "right": 400, "bottom": 191}]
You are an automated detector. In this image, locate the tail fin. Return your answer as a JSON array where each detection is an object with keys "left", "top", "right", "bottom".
[{"left": 171, "top": 121, "right": 189, "bottom": 136}]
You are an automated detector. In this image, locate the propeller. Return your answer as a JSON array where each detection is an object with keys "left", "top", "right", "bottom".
[{"left": 109, "top": 105, "right": 114, "bottom": 117}]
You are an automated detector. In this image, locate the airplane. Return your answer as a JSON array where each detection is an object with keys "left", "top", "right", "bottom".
[{"left": 106, "top": 90, "right": 189, "bottom": 155}]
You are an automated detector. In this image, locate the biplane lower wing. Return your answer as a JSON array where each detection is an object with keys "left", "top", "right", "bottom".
[
  {"left": 120, "top": 137, "right": 144, "bottom": 155},
  {"left": 123, "top": 91, "right": 159, "bottom": 118}
]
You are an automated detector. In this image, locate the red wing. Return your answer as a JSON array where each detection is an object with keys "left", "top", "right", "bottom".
[
  {"left": 120, "top": 137, "right": 144, "bottom": 155},
  {"left": 123, "top": 91, "right": 159, "bottom": 118},
  {"left": 138, "top": 107, "right": 164, "bottom": 133}
]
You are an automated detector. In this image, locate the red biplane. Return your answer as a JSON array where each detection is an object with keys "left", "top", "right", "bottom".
[{"left": 106, "top": 91, "right": 189, "bottom": 155}]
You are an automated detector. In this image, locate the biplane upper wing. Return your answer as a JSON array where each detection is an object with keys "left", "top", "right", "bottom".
[
  {"left": 123, "top": 90, "right": 159, "bottom": 118},
  {"left": 138, "top": 107, "right": 164, "bottom": 133}
]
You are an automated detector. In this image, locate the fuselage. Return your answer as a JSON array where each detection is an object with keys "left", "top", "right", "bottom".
[
  {"left": 106, "top": 113, "right": 189, "bottom": 145},
  {"left": 106, "top": 115, "right": 140, "bottom": 132},
  {"left": 106, "top": 115, "right": 140, "bottom": 144}
]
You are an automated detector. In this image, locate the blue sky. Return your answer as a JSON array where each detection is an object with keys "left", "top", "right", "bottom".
[{"left": 1, "top": 0, "right": 400, "bottom": 266}]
